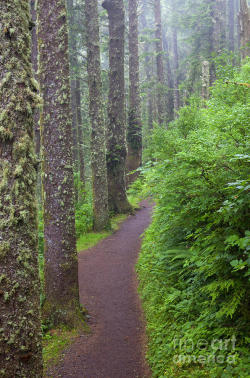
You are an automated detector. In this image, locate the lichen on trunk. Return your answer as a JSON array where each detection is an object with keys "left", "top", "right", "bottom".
[
  {"left": 37, "top": 0, "right": 82, "bottom": 328},
  {"left": 85, "top": 0, "right": 110, "bottom": 231},
  {"left": 0, "top": 0, "right": 43, "bottom": 376}
]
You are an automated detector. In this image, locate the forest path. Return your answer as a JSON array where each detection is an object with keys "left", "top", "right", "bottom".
[{"left": 47, "top": 200, "right": 152, "bottom": 378}]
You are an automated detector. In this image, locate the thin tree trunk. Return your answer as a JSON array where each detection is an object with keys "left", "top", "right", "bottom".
[
  {"left": 0, "top": 1, "right": 42, "bottom": 375},
  {"left": 141, "top": 2, "right": 155, "bottom": 130},
  {"left": 37, "top": 0, "right": 82, "bottom": 327},
  {"left": 127, "top": 0, "right": 142, "bottom": 185},
  {"left": 102, "top": 0, "right": 132, "bottom": 214},
  {"left": 229, "top": 0, "right": 235, "bottom": 52},
  {"left": 162, "top": 26, "right": 174, "bottom": 121},
  {"left": 172, "top": 24, "right": 180, "bottom": 116},
  {"left": 154, "top": 0, "right": 166, "bottom": 125},
  {"left": 75, "top": 78, "right": 85, "bottom": 183},
  {"left": 85, "top": 0, "right": 110, "bottom": 231},
  {"left": 238, "top": 0, "right": 250, "bottom": 59}
]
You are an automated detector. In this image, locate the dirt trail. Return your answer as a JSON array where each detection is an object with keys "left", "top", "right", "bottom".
[{"left": 47, "top": 200, "right": 152, "bottom": 378}]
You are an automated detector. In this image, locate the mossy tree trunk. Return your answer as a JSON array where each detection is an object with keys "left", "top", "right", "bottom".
[
  {"left": 30, "top": 0, "right": 40, "bottom": 160},
  {"left": 37, "top": 0, "right": 81, "bottom": 328},
  {"left": 85, "top": 0, "right": 110, "bottom": 231},
  {"left": 67, "top": 0, "right": 80, "bottom": 175},
  {"left": 75, "top": 78, "right": 85, "bottom": 183},
  {"left": 126, "top": 0, "right": 142, "bottom": 186},
  {"left": 154, "top": 0, "right": 166, "bottom": 126},
  {"left": 0, "top": 1, "right": 43, "bottom": 376},
  {"left": 102, "top": 0, "right": 132, "bottom": 214}
]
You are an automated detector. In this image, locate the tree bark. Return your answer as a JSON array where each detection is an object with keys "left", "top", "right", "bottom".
[
  {"left": 172, "top": 24, "right": 180, "bottom": 116},
  {"left": 30, "top": 0, "right": 40, "bottom": 159},
  {"left": 37, "top": 0, "right": 82, "bottom": 327},
  {"left": 154, "top": 0, "right": 166, "bottom": 125},
  {"left": 229, "top": 0, "right": 235, "bottom": 52},
  {"left": 127, "top": 0, "right": 142, "bottom": 185},
  {"left": 141, "top": 2, "right": 155, "bottom": 130},
  {"left": 238, "top": 0, "right": 250, "bottom": 59},
  {"left": 67, "top": 0, "right": 80, "bottom": 174},
  {"left": 75, "top": 77, "right": 85, "bottom": 183},
  {"left": 0, "top": 1, "right": 43, "bottom": 375},
  {"left": 85, "top": 0, "right": 110, "bottom": 231},
  {"left": 212, "top": 0, "right": 227, "bottom": 52},
  {"left": 102, "top": 0, "right": 132, "bottom": 214},
  {"left": 162, "top": 26, "right": 174, "bottom": 121},
  {"left": 202, "top": 60, "right": 210, "bottom": 100}
]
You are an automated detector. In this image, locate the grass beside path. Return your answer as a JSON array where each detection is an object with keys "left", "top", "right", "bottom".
[
  {"left": 77, "top": 213, "right": 127, "bottom": 252},
  {"left": 77, "top": 194, "right": 141, "bottom": 252}
]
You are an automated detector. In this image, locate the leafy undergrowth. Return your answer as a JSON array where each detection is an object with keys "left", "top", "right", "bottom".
[{"left": 137, "top": 61, "right": 250, "bottom": 377}]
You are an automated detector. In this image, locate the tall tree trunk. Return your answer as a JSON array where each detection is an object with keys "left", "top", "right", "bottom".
[
  {"left": 212, "top": 0, "right": 227, "bottom": 52},
  {"left": 154, "top": 0, "right": 166, "bottom": 125},
  {"left": 31, "top": 0, "right": 42, "bottom": 202},
  {"left": 162, "top": 26, "right": 174, "bottom": 121},
  {"left": 172, "top": 24, "right": 180, "bottom": 116},
  {"left": 141, "top": 2, "right": 155, "bottom": 130},
  {"left": 37, "top": 0, "right": 82, "bottom": 327},
  {"left": 0, "top": 1, "right": 42, "bottom": 375},
  {"left": 127, "top": 0, "right": 142, "bottom": 185},
  {"left": 67, "top": 0, "right": 80, "bottom": 174},
  {"left": 236, "top": 0, "right": 241, "bottom": 49},
  {"left": 229, "top": 0, "right": 235, "bottom": 52},
  {"left": 238, "top": 0, "right": 250, "bottom": 59},
  {"left": 102, "top": 0, "right": 132, "bottom": 214},
  {"left": 30, "top": 0, "right": 40, "bottom": 159},
  {"left": 85, "top": 0, "right": 110, "bottom": 231},
  {"left": 75, "top": 78, "right": 85, "bottom": 183}
]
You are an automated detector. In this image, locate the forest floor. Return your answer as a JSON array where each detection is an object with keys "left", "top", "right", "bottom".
[{"left": 46, "top": 200, "right": 152, "bottom": 378}]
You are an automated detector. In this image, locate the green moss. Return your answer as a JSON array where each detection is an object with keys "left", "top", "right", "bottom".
[
  {"left": 0, "top": 241, "right": 10, "bottom": 260},
  {"left": 43, "top": 328, "right": 78, "bottom": 371}
]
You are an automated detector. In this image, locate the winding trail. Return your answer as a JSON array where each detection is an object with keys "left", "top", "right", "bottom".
[{"left": 47, "top": 200, "right": 152, "bottom": 378}]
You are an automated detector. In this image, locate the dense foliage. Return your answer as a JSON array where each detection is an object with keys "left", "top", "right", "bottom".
[{"left": 137, "top": 61, "right": 250, "bottom": 377}]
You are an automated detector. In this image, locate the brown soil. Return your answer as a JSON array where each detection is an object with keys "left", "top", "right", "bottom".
[{"left": 46, "top": 200, "right": 152, "bottom": 378}]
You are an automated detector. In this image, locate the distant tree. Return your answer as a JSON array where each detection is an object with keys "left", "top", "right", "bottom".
[
  {"left": 171, "top": 0, "right": 180, "bottom": 116},
  {"left": 127, "top": 0, "right": 142, "bottom": 185},
  {"left": 85, "top": 0, "right": 110, "bottom": 231},
  {"left": 154, "top": 0, "right": 166, "bottom": 125},
  {"left": 102, "top": 0, "right": 132, "bottom": 213},
  {"left": 228, "top": 0, "right": 235, "bottom": 52},
  {"left": 67, "top": 0, "right": 85, "bottom": 182},
  {"left": 162, "top": 24, "right": 174, "bottom": 122},
  {"left": 37, "top": 0, "right": 82, "bottom": 327},
  {"left": 238, "top": 0, "right": 250, "bottom": 59},
  {"left": 0, "top": 1, "right": 42, "bottom": 375},
  {"left": 141, "top": 1, "right": 155, "bottom": 130}
]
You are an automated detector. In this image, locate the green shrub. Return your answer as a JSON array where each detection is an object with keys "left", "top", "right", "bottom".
[{"left": 137, "top": 61, "right": 250, "bottom": 377}]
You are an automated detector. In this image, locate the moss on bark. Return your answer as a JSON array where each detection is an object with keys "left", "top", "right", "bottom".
[{"left": 0, "top": 1, "right": 43, "bottom": 376}]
